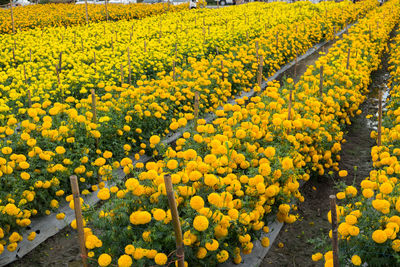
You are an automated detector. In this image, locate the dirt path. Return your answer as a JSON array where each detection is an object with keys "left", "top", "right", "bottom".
[{"left": 261, "top": 32, "right": 393, "bottom": 267}]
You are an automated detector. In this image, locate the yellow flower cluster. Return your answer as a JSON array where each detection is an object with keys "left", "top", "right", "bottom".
[
  {"left": 314, "top": 0, "right": 400, "bottom": 266},
  {"left": 0, "top": 3, "right": 187, "bottom": 34},
  {"left": 0, "top": 0, "right": 377, "bottom": 261},
  {"left": 72, "top": 1, "right": 387, "bottom": 266}
]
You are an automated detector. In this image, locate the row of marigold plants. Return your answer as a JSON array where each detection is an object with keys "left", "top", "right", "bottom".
[
  {"left": 314, "top": 18, "right": 400, "bottom": 267},
  {"left": 0, "top": 0, "right": 378, "bottom": 259},
  {"left": 0, "top": 3, "right": 188, "bottom": 34},
  {"left": 63, "top": 1, "right": 400, "bottom": 266}
]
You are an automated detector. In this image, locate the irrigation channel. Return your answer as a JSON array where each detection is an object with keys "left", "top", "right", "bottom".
[
  {"left": 261, "top": 27, "right": 397, "bottom": 267},
  {"left": 4, "top": 21, "right": 365, "bottom": 267}
]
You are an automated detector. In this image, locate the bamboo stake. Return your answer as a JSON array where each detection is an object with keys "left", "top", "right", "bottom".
[
  {"left": 91, "top": 89, "right": 99, "bottom": 150},
  {"left": 84, "top": 0, "right": 89, "bottom": 25},
  {"left": 163, "top": 174, "right": 185, "bottom": 267},
  {"left": 144, "top": 40, "right": 147, "bottom": 53},
  {"left": 127, "top": 48, "right": 131, "bottom": 85},
  {"left": 330, "top": 195, "right": 339, "bottom": 267},
  {"left": 10, "top": 0, "right": 15, "bottom": 34},
  {"left": 70, "top": 175, "right": 88, "bottom": 267},
  {"left": 120, "top": 63, "right": 124, "bottom": 86},
  {"left": 58, "top": 52, "right": 63, "bottom": 72},
  {"left": 93, "top": 51, "right": 96, "bottom": 73},
  {"left": 194, "top": 91, "right": 199, "bottom": 129},
  {"left": 257, "top": 55, "right": 263, "bottom": 87},
  {"left": 288, "top": 89, "right": 292, "bottom": 120},
  {"left": 12, "top": 45, "right": 16, "bottom": 65},
  {"left": 23, "top": 65, "right": 32, "bottom": 108},
  {"left": 319, "top": 65, "right": 324, "bottom": 97},
  {"left": 29, "top": 49, "right": 32, "bottom": 62},
  {"left": 105, "top": 0, "right": 109, "bottom": 22},
  {"left": 173, "top": 60, "right": 176, "bottom": 81},
  {"left": 221, "top": 60, "right": 224, "bottom": 81},
  {"left": 346, "top": 48, "right": 351, "bottom": 70},
  {"left": 255, "top": 41, "right": 259, "bottom": 64},
  {"left": 378, "top": 89, "right": 382, "bottom": 146}
]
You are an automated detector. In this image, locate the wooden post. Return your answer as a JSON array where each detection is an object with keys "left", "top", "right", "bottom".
[
  {"left": 377, "top": 89, "right": 382, "bottom": 146},
  {"left": 194, "top": 91, "right": 199, "bottom": 129},
  {"left": 23, "top": 65, "right": 32, "bottom": 108},
  {"left": 29, "top": 49, "right": 32, "bottom": 62},
  {"left": 120, "top": 63, "right": 124, "bottom": 86},
  {"left": 144, "top": 40, "right": 147, "bottom": 53},
  {"left": 257, "top": 55, "right": 263, "bottom": 87},
  {"left": 275, "top": 32, "right": 278, "bottom": 49},
  {"left": 221, "top": 60, "right": 224, "bottom": 81},
  {"left": 294, "top": 53, "right": 298, "bottom": 79},
  {"left": 329, "top": 195, "right": 339, "bottom": 267},
  {"left": 105, "top": 0, "right": 109, "bottom": 22},
  {"left": 346, "top": 48, "right": 351, "bottom": 70},
  {"left": 84, "top": 0, "right": 89, "bottom": 25},
  {"left": 91, "top": 89, "right": 99, "bottom": 150},
  {"left": 288, "top": 89, "right": 292, "bottom": 120},
  {"left": 127, "top": 48, "right": 131, "bottom": 85},
  {"left": 255, "top": 41, "right": 259, "bottom": 64},
  {"left": 55, "top": 64, "right": 61, "bottom": 85},
  {"left": 10, "top": 0, "right": 15, "bottom": 34},
  {"left": 163, "top": 174, "right": 185, "bottom": 267},
  {"left": 69, "top": 176, "right": 88, "bottom": 267},
  {"left": 319, "top": 65, "right": 324, "bottom": 97},
  {"left": 93, "top": 51, "right": 96, "bottom": 73},
  {"left": 12, "top": 45, "right": 16, "bottom": 66},
  {"left": 58, "top": 52, "right": 63, "bottom": 72},
  {"left": 173, "top": 60, "right": 176, "bottom": 81}
]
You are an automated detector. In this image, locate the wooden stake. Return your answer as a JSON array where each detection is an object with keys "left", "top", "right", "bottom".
[
  {"left": 70, "top": 176, "right": 88, "bottom": 267},
  {"left": 329, "top": 195, "right": 339, "bottom": 267},
  {"left": 319, "top": 65, "right": 324, "bottom": 97},
  {"left": 255, "top": 41, "right": 259, "bottom": 64},
  {"left": 58, "top": 52, "right": 63, "bottom": 72},
  {"left": 105, "top": 0, "right": 109, "bottom": 22},
  {"left": 173, "top": 60, "right": 176, "bottom": 81},
  {"left": 55, "top": 64, "right": 61, "bottom": 85},
  {"left": 163, "top": 174, "right": 185, "bottom": 267},
  {"left": 378, "top": 89, "right": 382, "bottom": 146},
  {"left": 91, "top": 89, "right": 99, "bottom": 149},
  {"left": 127, "top": 48, "right": 131, "bottom": 85},
  {"left": 144, "top": 40, "right": 147, "bottom": 53},
  {"left": 194, "top": 91, "right": 199, "bottom": 129},
  {"left": 10, "top": 0, "right": 15, "bottom": 34},
  {"left": 221, "top": 60, "right": 224, "bottom": 81},
  {"left": 257, "top": 55, "right": 263, "bottom": 87},
  {"left": 120, "top": 63, "right": 124, "bottom": 86},
  {"left": 346, "top": 48, "right": 351, "bottom": 70},
  {"left": 27, "top": 90, "right": 32, "bottom": 108},
  {"left": 288, "top": 89, "right": 292, "bottom": 120},
  {"left": 84, "top": 0, "right": 89, "bottom": 25},
  {"left": 29, "top": 49, "right": 32, "bottom": 62},
  {"left": 93, "top": 51, "right": 96, "bottom": 73}
]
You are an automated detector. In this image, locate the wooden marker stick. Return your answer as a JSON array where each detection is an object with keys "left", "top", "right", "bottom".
[
  {"left": 330, "top": 195, "right": 339, "bottom": 267},
  {"left": 346, "top": 48, "right": 351, "bottom": 70},
  {"left": 69, "top": 175, "right": 88, "bottom": 267},
  {"left": 319, "top": 66, "right": 324, "bottom": 97},
  {"left": 194, "top": 91, "right": 199, "bottom": 129},
  {"left": 258, "top": 55, "right": 264, "bottom": 87},
  {"left": 10, "top": 0, "right": 15, "bottom": 34},
  {"left": 378, "top": 89, "right": 382, "bottom": 146},
  {"left": 164, "top": 174, "right": 185, "bottom": 267}
]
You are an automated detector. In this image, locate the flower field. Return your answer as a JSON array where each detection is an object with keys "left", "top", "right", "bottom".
[
  {"left": 0, "top": 3, "right": 187, "bottom": 34},
  {"left": 314, "top": 18, "right": 400, "bottom": 266},
  {"left": 1, "top": 0, "right": 400, "bottom": 266}
]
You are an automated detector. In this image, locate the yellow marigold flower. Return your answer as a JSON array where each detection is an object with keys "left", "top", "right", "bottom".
[
  {"left": 205, "top": 239, "right": 219, "bottom": 251},
  {"left": 351, "top": 255, "right": 362, "bottom": 266},
  {"left": 154, "top": 253, "right": 168, "bottom": 265},
  {"left": 55, "top": 146, "right": 66, "bottom": 154},
  {"left": 217, "top": 250, "right": 229, "bottom": 263},
  {"left": 166, "top": 159, "right": 178, "bottom": 170},
  {"left": 281, "top": 157, "right": 293, "bottom": 170},
  {"left": 118, "top": 254, "right": 133, "bottom": 267},
  {"left": 338, "top": 170, "right": 348, "bottom": 177},
  {"left": 392, "top": 239, "right": 400, "bottom": 252},
  {"left": 196, "top": 247, "right": 207, "bottom": 259},
  {"left": 190, "top": 196, "right": 205, "bottom": 210},
  {"left": 311, "top": 252, "right": 323, "bottom": 261},
  {"left": 149, "top": 135, "right": 161, "bottom": 145},
  {"left": 193, "top": 215, "right": 209, "bottom": 231},
  {"left": 372, "top": 230, "right": 388, "bottom": 244},
  {"left": 153, "top": 209, "right": 166, "bottom": 221},
  {"left": 380, "top": 182, "right": 393, "bottom": 194},
  {"left": 98, "top": 253, "right": 112, "bottom": 267},
  {"left": 261, "top": 237, "right": 270, "bottom": 247},
  {"left": 170, "top": 121, "right": 179, "bottom": 131},
  {"left": 97, "top": 188, "right": 110, "bottom": 201}
]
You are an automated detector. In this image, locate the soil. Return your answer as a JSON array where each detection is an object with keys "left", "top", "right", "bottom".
[{"left": 261, "top": 31, "right": 394, "bottom": 267}]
